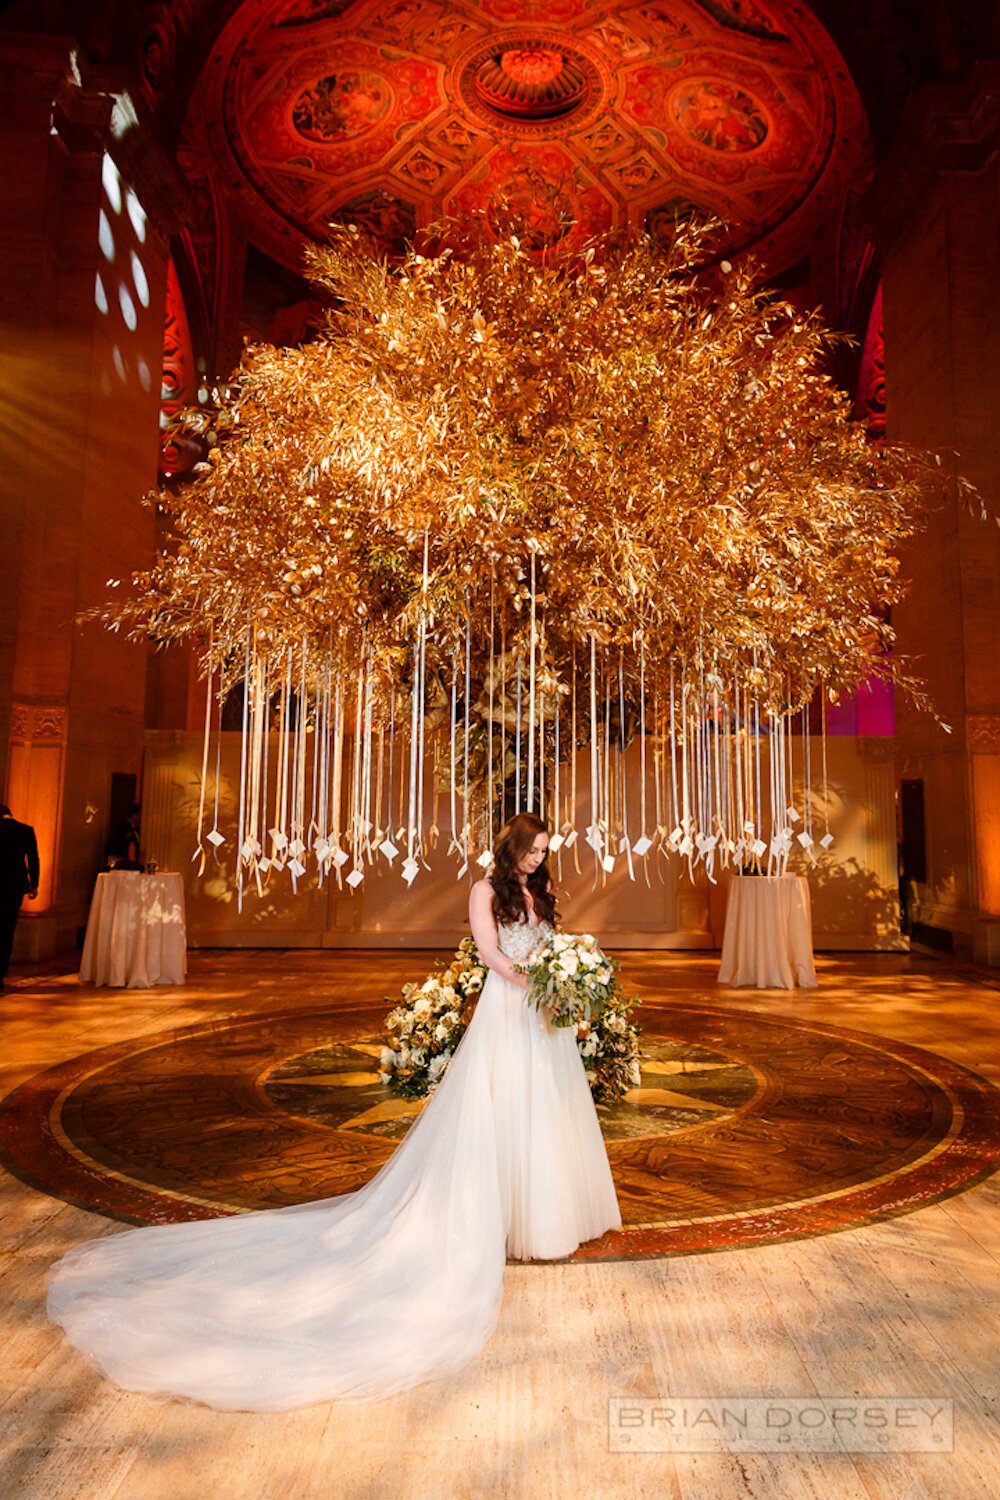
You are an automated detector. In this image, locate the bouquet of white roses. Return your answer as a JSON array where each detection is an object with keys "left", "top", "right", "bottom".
[
  {"left": 521, "top": 931, "right": 615, "bottom": 1028},
  {"left": 521, "top": 931, "right": 642, "bottom": 1100}
]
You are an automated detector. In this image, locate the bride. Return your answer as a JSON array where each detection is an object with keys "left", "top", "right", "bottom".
[{"left": 47, "top": 812, "right": 621, "bottom": 1410}]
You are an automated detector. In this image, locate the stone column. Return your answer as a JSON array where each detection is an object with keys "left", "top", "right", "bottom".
[
  {"left": 967, "top": 716, "right": 1000, "bottom": 964},
  {"left": 869, "top": 61, "right": 1000, "bottom": 963},
  {"left": 0, "top": 35, "right": 168, "bottom": 955}
]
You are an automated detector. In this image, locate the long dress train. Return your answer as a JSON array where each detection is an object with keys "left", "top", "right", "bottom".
[{"left": 46, "top": 920, "right": 621, "bottom": 1411}]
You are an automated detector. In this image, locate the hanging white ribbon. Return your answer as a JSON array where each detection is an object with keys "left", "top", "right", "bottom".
[
  {"left": 527, "top": 549, "right": 537, "bottom": 814},
  {"left": 193, "top": 646, "right": 214, "bottom": 878}
]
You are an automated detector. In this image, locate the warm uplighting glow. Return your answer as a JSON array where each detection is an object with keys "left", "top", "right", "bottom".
[
  {"left": 4, "top": 740, "right": 61, "bottom": 913},
  {"left": 972, "top": 756, "right": 1000, "bottom": 914}
]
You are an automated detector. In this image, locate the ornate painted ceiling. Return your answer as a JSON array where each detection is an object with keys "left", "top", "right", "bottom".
[{"left": 182, "top": 0, "right": 869, "bottom": 271}]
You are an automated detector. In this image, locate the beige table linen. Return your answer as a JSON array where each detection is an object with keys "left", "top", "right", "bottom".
[
  {"left": 718, "top": 874, "right": 817, "bottom": 989},
  {"left": 80, "top": 872, "right": 187, "bottom": 988}
]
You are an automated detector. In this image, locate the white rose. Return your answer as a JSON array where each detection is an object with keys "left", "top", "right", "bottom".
[
  {"left": 579, "top": 950, "right": 599, "bottom": 969},
  {"left": 398, "top": 1014, "right": 414, "bottom": 1036},
  {"left": 409, "top": 1048, "right": 427, "bottom": 1068},
  {"left": 559, "top": 952, "right": 579, "bottom": 975},
  {"left": 428, "top": 1052, "right": 450, "bottom": 1081},
  {"left": 380, "top": 1046, "right": 395, "bottom": 1068},
  {"left": 434, "top": 1022, "right": 451, "bottom": 1043},
  {"left": 420, "top": 978, "right": 438, "bottom": 995},
  {"left": 441, "top": 1011, "right": 460, "bottom": 1027},
  {"left": 413, "top": 998, "right": 432, "bottom": 1020}
]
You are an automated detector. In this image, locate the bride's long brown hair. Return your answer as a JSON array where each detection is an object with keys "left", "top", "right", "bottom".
[{"left": 490, "top": 812, "right": 557, "bottom": 928}]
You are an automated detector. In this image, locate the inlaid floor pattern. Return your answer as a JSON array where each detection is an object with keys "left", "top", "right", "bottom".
[
  {"left": 3, "top": 973, "right": 999, "bottom": 1260},
  {"left": 3, "top": 948, "right": 1000, "bottom": 1498}
]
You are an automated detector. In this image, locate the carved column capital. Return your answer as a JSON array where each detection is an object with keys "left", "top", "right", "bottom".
[
  {"left": 866, "top": 60, "right": 1000, "bottom": 257},
  {"left": 31, "top": 706, "right": 69, "bottom": 740},
  {"left": 967, "top": 715, "right": 1000, "bottom": 752},
  {"left": 144, "top": 729, "right": 186, "bottom": 753},
  {"left": 9, "top": 703, "right": 30, "bottom": 739},
  {"left": 9, "top": 702, "right": 69, "bottom": 741},
  {"left": 857, "top": 735, "right": 897, "bottom": 765}
]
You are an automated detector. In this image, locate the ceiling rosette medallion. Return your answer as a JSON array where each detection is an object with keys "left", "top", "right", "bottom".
[{"left": 455, "top": 33, "right": 607, "bottom": 131}]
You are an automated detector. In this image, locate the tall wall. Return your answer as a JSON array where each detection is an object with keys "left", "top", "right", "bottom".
[
  {"left": 0, "top": 35, "right": 167, "bottom": 956},
  {"left": 871, "top": 62, "right": 1000, "bottom": 962}
]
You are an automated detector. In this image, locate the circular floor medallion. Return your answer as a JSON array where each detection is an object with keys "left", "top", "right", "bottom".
[{"left": 3, "top": 1003, "right": 999, "bottom": 1261}]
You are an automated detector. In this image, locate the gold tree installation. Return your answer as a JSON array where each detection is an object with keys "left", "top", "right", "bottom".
[{"left": 99, "top": 220, "right": 979, "bottom": 893}]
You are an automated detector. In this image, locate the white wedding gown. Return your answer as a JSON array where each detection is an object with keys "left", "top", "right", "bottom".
[{"left": 47, "top": 919, "right": 621, "bottom": 1410}]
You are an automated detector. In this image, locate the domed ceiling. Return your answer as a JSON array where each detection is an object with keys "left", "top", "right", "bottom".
[{"left": 185, "top": 0, "right": 868, "bottom": 270}]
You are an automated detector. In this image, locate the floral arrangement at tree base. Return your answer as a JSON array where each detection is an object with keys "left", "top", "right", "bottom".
[{"left": 380, "top": 935, "right": 641, "bottom": 1103}]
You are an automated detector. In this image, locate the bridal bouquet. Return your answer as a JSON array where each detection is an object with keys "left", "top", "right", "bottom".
[
  {"left": 521, "top": 932, "right": 643, "bottom": 1101},
  {"left": 521, "top": 932, "right": 615, "bottom": 1028},
  {"left": 381, "top": 936, "right": 642, "bottom": 1103}
]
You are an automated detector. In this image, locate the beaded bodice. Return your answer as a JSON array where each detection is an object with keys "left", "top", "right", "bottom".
[{"left": 497, "top": 919, "right": 552, "bottom": 966}]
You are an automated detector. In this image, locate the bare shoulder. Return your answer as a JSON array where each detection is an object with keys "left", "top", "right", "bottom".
[{"left": 469, "top": 877, "right": 493, "bottom": 901}]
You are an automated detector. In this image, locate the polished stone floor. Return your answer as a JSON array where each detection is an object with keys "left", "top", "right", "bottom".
[{"left": 2, "top": 947, "right": 1000, "bottom": 1498}]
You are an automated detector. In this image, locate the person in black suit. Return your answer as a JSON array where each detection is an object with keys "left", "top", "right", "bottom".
[
  {"left": 105, "top": 803, "right": 142, "bottom": 870},
  {"left": 0, "top": 804, "right": 39, "bottom": 987}
]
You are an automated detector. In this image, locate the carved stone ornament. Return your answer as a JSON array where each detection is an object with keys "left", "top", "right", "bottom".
[
  {"left": 967, "top": 716, "right": 1000, "bottom": 751},
  {"left": 31, "top": 706, "right": 69, "bottom": 740},
  {"left": 145, "top": 729, "right": 186, "bottom": 753},
  {"left": 8, "top": 704, "right": 67, "bottom": 740},
  {"left": 856, "top": 735, "right": 897, "bottom": 764}
]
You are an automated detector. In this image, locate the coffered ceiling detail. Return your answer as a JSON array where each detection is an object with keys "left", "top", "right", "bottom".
[{"left": 184, "top": 0, "right": 868, "bottom": 270}]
